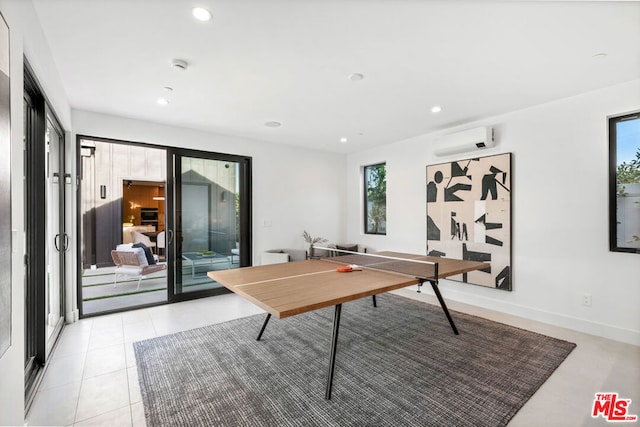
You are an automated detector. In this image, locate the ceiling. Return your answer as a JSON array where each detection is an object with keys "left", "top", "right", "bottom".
[{"left": 32, "top": 0, "right": 640, "bottom": 153}]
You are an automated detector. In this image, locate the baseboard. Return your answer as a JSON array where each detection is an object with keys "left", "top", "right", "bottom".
[
  {"left": 395, "top": 284, "right": 640, "bottom": 347},
  {"left": 65, "top": 308, "right": 79, "bottom": 323}
]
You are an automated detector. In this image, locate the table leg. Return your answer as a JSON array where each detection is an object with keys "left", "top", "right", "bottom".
[
  {"left": 325, "top": 303, "right": 342, "bottom": 400},
  {"left": 256, "top": 313, "right": 271, "bottom": 341},
  {"left": 428, "top": 280, "right": 459, "bottom": 335},
  {"left": 372, "top": 295, "right": 377, "bottom": 307}
]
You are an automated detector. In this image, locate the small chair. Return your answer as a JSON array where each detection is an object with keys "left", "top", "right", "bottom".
[
  {"left": 157, "top": 231, "right": 165, "bottom": 258},
  {"left": 111, "top": 249, "right": 166, "bottom": 290},
  {"left": 231, "top": 247, "right": 240, "bottom": 264},
  {"left": 131, "top": 230, "right": 157, "bottom": 253}
]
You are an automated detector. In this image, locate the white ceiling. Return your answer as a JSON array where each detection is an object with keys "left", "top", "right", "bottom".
[{"left": 32, "top": 0, "right": 640, "bottom": 153}]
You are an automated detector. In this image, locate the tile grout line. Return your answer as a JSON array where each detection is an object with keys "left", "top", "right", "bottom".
[
  {"left": 74, "top": 316, "right": 127, "bottom": 424},
  {"left": 72, "top": 320, "right": 92, "bottom": 426},
  {"left": 127, "top": 314, "right": 147, "bottom": 427}
]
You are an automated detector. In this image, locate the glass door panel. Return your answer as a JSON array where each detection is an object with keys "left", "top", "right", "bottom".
[
  {"left": 24, "top": 63, "right": 68, "bottom": 406},
  {"left": 78, "top": 138, "right": 168, "bottom": 316},
  {"left": 45, "top": 116, "right": 65, "bottom": 350},
  {"left": 170, "top": 151, "right": 251, "bottom": 300}
]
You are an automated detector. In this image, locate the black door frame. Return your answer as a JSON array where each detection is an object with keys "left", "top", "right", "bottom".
[
  {"left": 167, "top": 146, "right": 252, "bottom": 303},
  {"left": 76, "top": 135, "right": 170, "bottom": 317},
  {"left": 24, "top": 60, "right": 47, "bottom": 404},
  {"left": 44, "top": 102, "right": 67, "bottom": 353},
  {"left": 23, "top": 58, "right": 67, "bottom": 408},
  {"left": 76, "top": 136, "right": 253, "bottom": 314}
]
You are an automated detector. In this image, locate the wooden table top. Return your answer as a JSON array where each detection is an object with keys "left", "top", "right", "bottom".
[{"left": 207, "top": 253, "right": 489, "bottom": 319}]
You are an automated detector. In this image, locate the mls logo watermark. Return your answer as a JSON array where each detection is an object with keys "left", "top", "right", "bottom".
[{"left": 592, "top": 393, "right": 638, "bottom": 422}]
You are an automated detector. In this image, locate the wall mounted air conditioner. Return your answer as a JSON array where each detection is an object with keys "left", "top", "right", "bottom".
[{"left": 433, "top": 126, "right": 494, "bottom": 156}]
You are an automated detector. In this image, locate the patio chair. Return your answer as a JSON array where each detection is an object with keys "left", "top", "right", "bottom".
[
  {"left": 157, "top": 231, "right": 165, "bottom": 258},
  {"left": 111, "top": 249, "right": 166, "bottom": 290},
  {"left": 131, "top": 230, "right": 157, "bottom": 253},
  {"left": 156, "top": 231, "right": 166, "bottom": 260}
]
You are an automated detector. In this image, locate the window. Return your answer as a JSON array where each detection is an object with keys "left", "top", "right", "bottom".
[
  {"left": 609, "top": 112, "right": 640, "bottom": 253},
  {"left": 364, "top": 163, "right": 386, "bottom": 235}
]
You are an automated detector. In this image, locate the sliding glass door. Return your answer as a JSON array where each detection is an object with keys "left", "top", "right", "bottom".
[
  {"left": 44, "top": 110, "right": 66, "bottom": 347},
  {"left": 78, "top": 137, "right": 169, "bottom": 316},
  {"left": 168, "top": 149, "right": 251, "bottom": 301},
  {"left": 24, "top": 62, "right": 68, "bottom": 407},
  {"left": 78, "top": 140, "right": 252, "bottom": 312}
]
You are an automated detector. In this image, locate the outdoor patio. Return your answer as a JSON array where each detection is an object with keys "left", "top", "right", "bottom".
[{"left": 81, "top": 256, "right": 238, "bottom": 315}]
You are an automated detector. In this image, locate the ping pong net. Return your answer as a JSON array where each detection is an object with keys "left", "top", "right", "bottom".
[{"left": 313, "top": 247, "right": 439, "bottom": 281}]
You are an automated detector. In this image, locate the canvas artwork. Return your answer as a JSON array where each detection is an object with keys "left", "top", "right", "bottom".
[
  {"left": 0, "top": 13, "right": 11, "bottom": 357},
  {"left": 426, "top": 153, "right": 512, "bottom": 290}
]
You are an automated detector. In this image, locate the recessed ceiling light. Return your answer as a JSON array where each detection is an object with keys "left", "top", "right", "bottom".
[
  {"left": 264, "top": 121, "right": 281, "bottom": 127},
  {"left": 348, "top": 73, "right": 365, "bottom": 81},
  {"left": 340, "top": 137, "right": 348, "bottom": 144},
  {"left": 431, "top": 105, "right": 442, "bottom": 113},
  {"left": 192, "top": 7, "right": 212, "bottom": 21},
  {"left": 157, "top": 97, "right": 169, "bottom": 106}
]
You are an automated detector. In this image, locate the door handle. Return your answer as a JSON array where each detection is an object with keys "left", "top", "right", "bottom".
[
  {"left": 167, "top": 229, "right": 174, "bottom": 245},
  {"left": 54, "top": 234, "right": 70, "bottom": 252}
]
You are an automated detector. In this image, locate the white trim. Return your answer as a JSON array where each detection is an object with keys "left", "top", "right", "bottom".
[{"left": 411, "top": 284, "right": 640, "bottom": 346}]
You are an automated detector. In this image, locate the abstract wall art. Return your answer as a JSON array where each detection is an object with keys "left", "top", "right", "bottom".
[{"left": 426, "top": 153, "right": 512, "bottom": 290}]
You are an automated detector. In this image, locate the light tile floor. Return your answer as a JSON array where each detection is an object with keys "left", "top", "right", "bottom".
[
  {"left": 26, "top": 289, "right": 639, "bottom": 426},
  {"left": 26, "top": 293, "right": 264, "bottom": 426}
]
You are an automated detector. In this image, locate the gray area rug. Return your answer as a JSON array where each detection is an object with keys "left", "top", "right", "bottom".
[{"left": 134, "top": 294, "right": 576, "bottom": 426}]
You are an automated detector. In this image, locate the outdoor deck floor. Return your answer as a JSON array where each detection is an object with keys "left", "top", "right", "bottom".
[{"left": 81, "top": 258, "right": 237, "bottom": 315}]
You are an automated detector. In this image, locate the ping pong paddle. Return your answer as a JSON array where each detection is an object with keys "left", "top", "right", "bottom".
[{"left": 337, "top": 264, "right": 362, "bottom": 272}]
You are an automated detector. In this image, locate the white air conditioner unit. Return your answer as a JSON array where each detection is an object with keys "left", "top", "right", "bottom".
[{"left": 433, "top": 126, "right": 494, "bottom": 156}]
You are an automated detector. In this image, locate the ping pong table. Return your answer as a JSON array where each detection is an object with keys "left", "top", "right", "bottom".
[{"left": 207, "top": 250, "right": 489, "bottom": 399}]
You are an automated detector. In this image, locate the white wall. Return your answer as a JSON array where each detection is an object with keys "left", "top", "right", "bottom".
[
  {"left": 0, "top": 0, "right": 72, "bottom": 424},
  {"left": 347, "top": 79, "right": 640, "bottom": 346},
  {"left": 72, "top": 110, "right": 347, "bottom": 262},
  {"left": 1, "top": 1, "right": 636, "bottom": 424},
  {"left": 0, "top": 0, "right": 345, "bottom": 417}
]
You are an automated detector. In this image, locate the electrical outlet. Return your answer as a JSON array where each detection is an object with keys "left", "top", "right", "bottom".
[{"left": 582, "top": 294, "right": 592, "bottom": 307}]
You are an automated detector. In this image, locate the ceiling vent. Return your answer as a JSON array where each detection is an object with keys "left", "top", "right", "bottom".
[{"left": 433, "top": 126, "right": 495, "bottom": 157}]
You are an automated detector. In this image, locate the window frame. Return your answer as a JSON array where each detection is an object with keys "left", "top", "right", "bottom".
[
  {"left": 609, "top": 111, "right": 640, "bottom": 254},
  {"left": 363, "top": 162, "right": 387, "bottom": 235}
]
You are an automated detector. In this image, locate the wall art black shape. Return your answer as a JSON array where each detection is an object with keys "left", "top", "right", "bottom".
[{"left": 426, "top": 153, "right": 512, "bottom": 290}]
